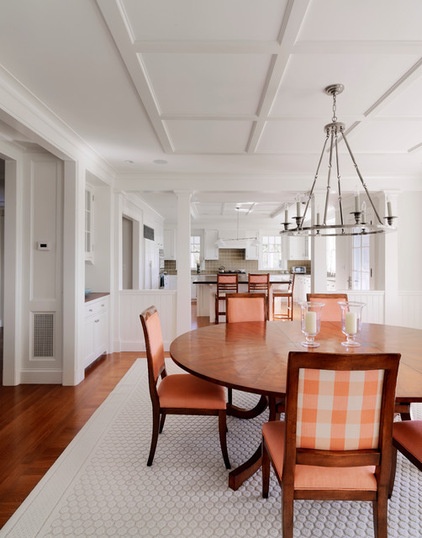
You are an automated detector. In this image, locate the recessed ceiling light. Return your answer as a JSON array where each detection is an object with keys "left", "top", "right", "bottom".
[{"left": 153, "top": 159, "right": 168, "bottom": 165}]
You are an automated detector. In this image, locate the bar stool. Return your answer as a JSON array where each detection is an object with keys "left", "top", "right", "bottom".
[
  {"left": 214, "top": 273, "right": 239, "bottom": 324},
  {"left": 272, "top": 274, "right": 295, "bottom": 320},
  {"left": 248, "top": 273, "right": 270, "bottom": 319}
]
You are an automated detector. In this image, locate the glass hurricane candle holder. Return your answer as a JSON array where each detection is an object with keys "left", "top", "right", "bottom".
[
  {"left": 338, "top": 301, "right": 365, "bottom": 347},
  {"left": 300, "top": 301, "right": 324, "bottom": 347}
]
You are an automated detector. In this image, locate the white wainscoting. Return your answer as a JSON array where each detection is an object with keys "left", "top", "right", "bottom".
[
  {"left": 347, "top": 291, "right": 385, "bottom": 324},
  {"left": 397, "top": 291, "right": 422, "bottom": 329},
  {"left": 118, "top": 290, "right": 177, "bottom": 352}
]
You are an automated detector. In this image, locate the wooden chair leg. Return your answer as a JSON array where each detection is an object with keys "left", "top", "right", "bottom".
[
  {"left": 147, "top": 409, "right": 161, "bottom": 466},
  {"left": 389, "top": 446, "right": 398, "bottom": 498},
  {"left": 262, "top": 441, "right": 271, "bottom": 498},
  {"left": 218, "top": 410, "right": 231, "bottom": 469},
  {"left": 282, "top": 489, "right": 294, "bottom": 538},
  {"left": 373, "top": 496, "right": 388, "bottom": 538},
  {"left": 159, "top": 412, "right": 166, "bottom": 433}
]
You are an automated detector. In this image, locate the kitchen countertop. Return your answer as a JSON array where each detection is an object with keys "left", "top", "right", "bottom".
[
  {"left": 192, "top": 274, "right": 293, "bottom": 284},
  {"left": 85, "top": 292, "right": 110, "bottom": 302}
]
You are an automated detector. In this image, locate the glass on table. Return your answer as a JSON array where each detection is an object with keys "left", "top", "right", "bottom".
[
  {"left": 338, "top": 301, "right": 366, "bottom": 347},
  {"left": 300, "top": 301, "right": 324, "bottom": 347}
]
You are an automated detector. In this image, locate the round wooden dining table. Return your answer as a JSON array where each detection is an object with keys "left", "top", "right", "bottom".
[{"left": 170, "top": 320, "right": 422, "bottom": 490}]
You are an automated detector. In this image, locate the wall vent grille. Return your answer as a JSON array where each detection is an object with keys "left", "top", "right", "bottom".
[{"left": 33, "top": 313, "right": 54, "bottom": 357}]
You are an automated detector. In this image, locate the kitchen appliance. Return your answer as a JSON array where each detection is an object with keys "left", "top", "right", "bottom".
[{"left": 291, "top": 266, "right": 306, "bottom": 274}]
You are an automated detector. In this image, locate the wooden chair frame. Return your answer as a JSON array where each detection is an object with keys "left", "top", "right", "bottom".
[
  {"left": 215, "top": 273, "right": 239, "bottom": 324},
  {"left": 248, "top": 273, "right": 270, "bottom": 319},
  {"left": 140, "top": 306, "right": 231, "bottom": 469},
  {"left": 272, "top": 274, "right": 295, "bottom": 321},
  {"left": 262, "top": 351, "right": 400, "bottom": 538}
]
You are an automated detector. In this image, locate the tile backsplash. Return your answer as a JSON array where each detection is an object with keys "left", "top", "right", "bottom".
[{"left": 164, "top": 249, "right": 311, "bottom": 275}]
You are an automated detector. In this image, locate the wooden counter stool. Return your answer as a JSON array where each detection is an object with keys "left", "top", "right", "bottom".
[
  {"left": 248, "top": 273, "right": 270, "bottom": 319},
  {"left": 214, "top": 273, "right": 239, "bottom": 324},
  {"left": 272, "top": 274, "right": 295, "bottom": 320}
]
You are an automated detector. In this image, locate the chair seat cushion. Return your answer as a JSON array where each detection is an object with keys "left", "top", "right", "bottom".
[
  {"left": 393, "top": 420, "right": 422, "bottom": 467},
  {"left": 158, "top": 373, "right": 227, "bottom": 409},
  {"left": 262, "top": 420, "right": 377, "bottom": 491}
]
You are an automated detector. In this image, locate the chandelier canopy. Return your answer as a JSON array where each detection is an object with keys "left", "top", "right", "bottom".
[{"left": 280, "top": 84, "right": 397, "bottom": 237}]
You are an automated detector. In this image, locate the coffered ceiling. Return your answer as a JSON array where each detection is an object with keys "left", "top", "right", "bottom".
[{"left": 1, "top": 0, "right": 422, "bottom": 225}]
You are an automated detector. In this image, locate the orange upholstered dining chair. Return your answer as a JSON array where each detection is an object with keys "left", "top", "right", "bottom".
[
  {"left": 392, "top": 420, "right": 422, "bottom": 472},
  {"left": 215, "top": 273, "right": 239, "bottom": 323},
  {"left": 140, "top": 306, "right": 231, "bottom": 469},
  {"left": 262, "top": 350, "right": 401, "bottom": 538},
  {"left": 307, "top": 292, "right": 348, "bottom": 321},
  {"left": 226, "top": 293, "right": 267, "bottom": 323}
]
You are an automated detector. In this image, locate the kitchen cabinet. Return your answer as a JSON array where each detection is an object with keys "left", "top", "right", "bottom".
[
  {"left": 293, "top": 275, "right": 311, "bottom": 303},
  {"left": 163, "top": 228, "right": 176, "bottom": 260},
  {"left": 289, "top": 235, "right": 310, "bottom": 260},
  {"left": 204, "top": 229, "right": 219, "bottom": 260},
  {"left": 245, "top": 233, "right": 259, "bottom": 260},
  {"left": 84, "top": 295, "right": 109, "bottom": 368},
  {"left": 191, "top": 276, "right": 197, "bottom": 299}
]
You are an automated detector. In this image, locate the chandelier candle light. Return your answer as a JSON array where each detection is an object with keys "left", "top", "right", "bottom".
[{"left": 280, "top": 84, "right": 398, "bottom": 237}]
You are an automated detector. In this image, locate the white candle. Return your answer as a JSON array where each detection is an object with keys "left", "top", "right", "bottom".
[
  {"left": 305, "top": 311, "right": 317, "bottom": 333},
  {"left": 345, "top": 312, "right": 358, "bottom": 334},
  {"left": 354, "top": 193, "right": 360, "bottom": 212},
  {"left": 296, "top": 202, "right": 301, "bottom": 217},
  {"left": 387, "top": 201, "right": 392, "bottom": 217},
  {"left": 284, "top": 209, "right": 288, "bottom": 222}
]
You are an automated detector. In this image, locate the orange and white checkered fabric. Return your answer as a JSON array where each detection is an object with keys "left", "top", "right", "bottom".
[{"left": 296, "top": 368, "right": 384, "bottom": 451}]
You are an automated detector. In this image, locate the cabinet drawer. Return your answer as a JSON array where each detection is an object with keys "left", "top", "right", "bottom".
[{"left": 85, "top": 298, "right": 108, "bottom": 317}]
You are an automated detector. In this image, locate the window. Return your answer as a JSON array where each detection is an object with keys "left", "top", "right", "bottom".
[
  {"left": 190, "top": 235, "right": 201, "bottom": 269},
  {"left": 261, "top": 235, "right": 282, "bottom": 270},
  {"left": 352, "top": 234, "right": 370, "bottom": 290}
]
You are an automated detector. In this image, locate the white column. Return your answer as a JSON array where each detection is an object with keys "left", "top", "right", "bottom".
[
  {"left": 62, "top": 160, "right": 85, "bottom": 385},
  {"left": 175, "top": 191, "right": 192, "bottom": 335},
  {"left": 3, "top": 158, "right": 21, "bottom": 385}
]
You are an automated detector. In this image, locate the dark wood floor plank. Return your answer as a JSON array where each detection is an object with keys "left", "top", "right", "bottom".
[{"left": 0, "top": 352, "right": 140, "bottom": 528}]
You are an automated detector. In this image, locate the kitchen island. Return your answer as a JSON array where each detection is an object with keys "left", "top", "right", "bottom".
[{"left": 193, "top": 273, "right": 293, "bottom": 321}]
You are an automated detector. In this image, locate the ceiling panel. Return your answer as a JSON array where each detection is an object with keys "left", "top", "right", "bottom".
[
  {"left": 165, "top": 119, "right": 253, "bottom": 153},
  {"left": 122, "top": 0, "right": 288, "bottom": 41},
  {"left": 299, "top": 0, "right": 422, "bottom": 41},
  {"left": 140, "top": 53, "right": 273, "bottom": 116}
]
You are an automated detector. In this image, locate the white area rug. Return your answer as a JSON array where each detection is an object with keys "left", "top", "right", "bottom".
[{"left": 1, "top": 359, "right": 421, "bottom": 537}]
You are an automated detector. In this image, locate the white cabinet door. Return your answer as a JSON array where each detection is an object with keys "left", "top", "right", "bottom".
[
  {"left": 191, "top": 276, "right": 197, "bottom": 299},
  {"left": 84, "top": 296, "right": 109, "bottom": 368},
  {"left": 204, "top": 230, "right": 219, "bottom": 260}
]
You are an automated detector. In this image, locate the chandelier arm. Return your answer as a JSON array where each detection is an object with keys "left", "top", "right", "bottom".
[
  {"left": 323, "top": 127, "right": 335, "bottom": 225},
  {"left": 300, "top": 131, "right": 330, "bottom": 229},
  {"left": 335, "top": 128, "right": 345, "bottom": 226},
  {"left": 340, "top": 129, "right": 384, "bottom": 225}
]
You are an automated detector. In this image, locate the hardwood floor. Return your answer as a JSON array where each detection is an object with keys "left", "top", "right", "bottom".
[
  {"left": 0, "top": 352, "right": 140, "bottom": 528},
  {"left": 0, "top": 302, "right": 206, "bottom": 528}
]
